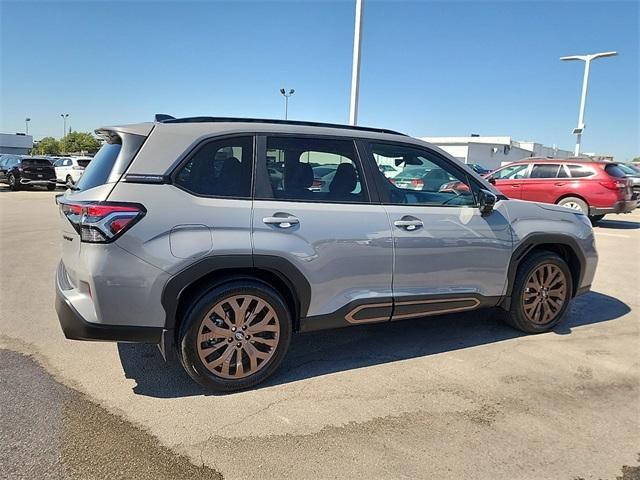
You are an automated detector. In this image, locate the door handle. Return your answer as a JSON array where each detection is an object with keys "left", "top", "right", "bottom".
[
  {"left": 510, "top": 184, "right": 521, "bottom": 187},
  {"left": 263, "top": 215, "right": 299, "bottom": 228},
  {"left": 394, "top": 218, "right": 424, "bottom": 231},
  {"left": 554, "top": 182, "right": 566, "bottom": 186}
]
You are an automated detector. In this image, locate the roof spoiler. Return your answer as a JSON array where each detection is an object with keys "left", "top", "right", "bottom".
[{"left": 154, "top": 114, "right": 175, "bottom": 123}]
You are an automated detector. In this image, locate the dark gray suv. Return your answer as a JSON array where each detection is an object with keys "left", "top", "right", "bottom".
[{"left": 55, "top": 116, "right": 598, "bottom": 392}]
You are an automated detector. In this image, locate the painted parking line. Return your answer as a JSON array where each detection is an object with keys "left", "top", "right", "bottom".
[{"left": 594, "top": 231, "right": 631, "bottom": 238}]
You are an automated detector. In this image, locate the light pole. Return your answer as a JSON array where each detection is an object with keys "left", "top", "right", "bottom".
[
  {"left": 25, "top": 118, "right": 31, "bottom": 134},
  {"left": 279, "top": 88, "right": 295, "bottom": 120},
  {"left": 60, "top": 113, "right": 69, "bottom": 138},
  {"left": 560, "top": 51, "right": 617, "bottom": 156},
  {"left": 349, "top": 0, "right": 364, "bottom": 126}
]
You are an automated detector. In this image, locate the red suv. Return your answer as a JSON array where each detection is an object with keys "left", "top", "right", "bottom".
[{"left": 486, "top": 158, "right": 637, "bottom": 223}]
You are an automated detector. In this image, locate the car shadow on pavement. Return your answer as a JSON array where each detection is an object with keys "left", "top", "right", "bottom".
[
  {"left": 117, "top": 291, "right": 629, "bottom": 398},
  {"left": 595, "top": 218, "right": 640, "bottom": 229}
]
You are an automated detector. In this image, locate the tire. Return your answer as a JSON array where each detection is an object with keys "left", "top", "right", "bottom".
[
  {"left": 8, "top": 174, "right": 20, "bottom": 191},
  {"left": 503, "top": 251, "right": 573, "bottom": 334},
  {"left": 589, "top": 214, "right": 605, "bottom": 225},
  {"left": 557, "top": 196, "right": 588, "bottom": 215},
  {"left": 178, "top": 279, "right": 292, "bottom": 392}
]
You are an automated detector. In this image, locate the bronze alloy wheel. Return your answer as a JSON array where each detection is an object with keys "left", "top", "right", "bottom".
[
  {"left": 522, "top": 263, "right": 568, "bottom": 324},
  {"left": 196, "top": 294, "right": 280, "bottom": 379}
]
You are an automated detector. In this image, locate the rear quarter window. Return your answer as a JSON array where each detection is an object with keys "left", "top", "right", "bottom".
[{"left": 567, "top": 165, "right": 594, "bottom": 178}]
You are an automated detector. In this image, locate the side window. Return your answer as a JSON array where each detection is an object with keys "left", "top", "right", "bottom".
[
  {"left": 530, "top": 164, "right": 560, "bottom": 178},
  {"left": 567, "top": 165, "right": 595, "bottom": 178},
  {"left": 370, "top": 142, "right": 476, "bottom": 207},
  {"left": 175, "top": 136, "right": 253, "bottom": 197},
  {"left": 264, "top": 137, "right": 366, "bottom": 203},
  {"left": 492, "top": 164, "right": 529, "bottom": 179},
  {"left": 557, "top": 165, "right": 569, "bottom": 178}
]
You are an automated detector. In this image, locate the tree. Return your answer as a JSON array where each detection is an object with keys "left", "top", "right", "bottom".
[
  {"left": 34, "top": 137, "right": 61, "bottom": 155},
  {"left": 632, "top": 156, "right": 640, "bottom": 164},
  {"left": 61, "top": 131, "right": 101, "bottom": 154}
]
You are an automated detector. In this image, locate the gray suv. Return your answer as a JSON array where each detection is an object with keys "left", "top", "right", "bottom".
[{"left": 55, "top": 116, "right": 598, "bottom": 392}]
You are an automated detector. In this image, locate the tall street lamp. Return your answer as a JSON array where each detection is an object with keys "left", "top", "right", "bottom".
[
  {"left": 60, "top": 113, "right": 69, "bottom": 138},
  {"left": 25, "top": 118, "right": 31, "bottom": 134},
  {"left": 560, "top": 51, "right": 617, "bottom": 156},
  {"left": 279, "top": 88, "right": 295, "bottom": 120},
  {"left": 349, "top": 0, "right": 364, "bottom": 126}
]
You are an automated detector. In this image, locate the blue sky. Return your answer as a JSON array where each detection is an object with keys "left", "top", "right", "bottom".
[{"left": 1, "top": 0, "right": 638, "bottom": 160}]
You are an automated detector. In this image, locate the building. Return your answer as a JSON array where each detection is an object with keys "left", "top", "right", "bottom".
[
  {"left": 419, "top": 135, "right": 573, "bottom": 170},
  {"left": 0, "top": 133, "right": 33, "bottom": 155}
]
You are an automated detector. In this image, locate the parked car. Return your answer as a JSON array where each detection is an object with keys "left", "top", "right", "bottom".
[
  {"left": 378, "top": 164, "right": 400, "bottom": 177},
  {"left": 55, "top": 115, "right": 598, "bottom": 392},
  {"left": 391, "top": 165, "right": 457, "bottom": 191},
  {"left": 615, "top": 163, "right": 640, "bottom": 197},
  {"left": 486, "top": 158, "right": 637, "bottom": 224},
  {"left": 468, "top": 163, "right": 491, "bottom": 175},
  {"left": 310, "top": 164, "right": 338, "bottom": 191},
  {"left": 0, "top": 156, "right": 56, "bottom": 190},
  {"left": 54, "top": 156, "right": 92, "bottom": 186}
]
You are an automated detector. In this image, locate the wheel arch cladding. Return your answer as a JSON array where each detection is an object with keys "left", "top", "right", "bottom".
[
  {"left": 161, "top": 255, "right": 311, "bottom": 333},
  {"left": 505, "top": 234, "right": 585, "bottom": 302}
]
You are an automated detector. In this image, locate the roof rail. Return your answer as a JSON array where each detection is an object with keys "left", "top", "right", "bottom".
[{"left": 153, "top": 114, "right": 407, "bottom": 136}]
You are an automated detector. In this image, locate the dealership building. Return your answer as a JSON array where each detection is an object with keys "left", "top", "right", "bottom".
[
  {"left": 419, "top": 135, "right": 573, "bottom": 170},
  {"left": 0, "top": 133, "right": 33, "bottom": 155}
]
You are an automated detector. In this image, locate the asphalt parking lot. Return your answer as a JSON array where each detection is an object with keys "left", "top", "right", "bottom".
[{"left": 1, "top": 186, "right": 638, "bottom": 480}]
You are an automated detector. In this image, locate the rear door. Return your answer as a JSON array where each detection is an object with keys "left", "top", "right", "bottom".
[
  {"left": 519, "top": 163, "right": 563, "bottom": 204},
  {"left": 364, "top": 141, "right": 513, "bottom": 315},
  {"left": 251, "top": 135, "right": 393, "bottom": 325}
]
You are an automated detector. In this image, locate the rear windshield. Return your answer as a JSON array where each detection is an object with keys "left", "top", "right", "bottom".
[
  {"left": 604, "top": 164, "right": 627, "bottom": 178},
  {"left": 22, "top": 158, "right": 52, "bottom": 167},
  {"left": 76, "top": 143, "right": 121, "bottom": 191},
  {"left": 77, "top": 159, "right": 91, "bottom": 168}
]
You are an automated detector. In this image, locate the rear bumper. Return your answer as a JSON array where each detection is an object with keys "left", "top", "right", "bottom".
[
  {"left": 55, "top": 261, "right": 162, "bottom": 343},
  {"left": 20, "top": 178, "right": 56, "bottom": 186},
  {"left": 590, "top": 200, "right": 637, "bottom": 216}
]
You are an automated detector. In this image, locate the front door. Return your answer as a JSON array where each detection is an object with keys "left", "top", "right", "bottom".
[
  {"left": 365, "top": 141, "right": 513, "bottom": 319},
  {"left": 518, "top": 163, "right": 565, "bottom": 204},
  {"left": 488, "top": 163, "right": 531, "bottom": 199},
  {"left": 251, "top": 135, "right": 393, "bottom": 327}
]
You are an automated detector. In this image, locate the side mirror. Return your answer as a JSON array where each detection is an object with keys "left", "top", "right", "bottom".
[{"left": 478, "top": 189, "right": 497, "bottom": 216}]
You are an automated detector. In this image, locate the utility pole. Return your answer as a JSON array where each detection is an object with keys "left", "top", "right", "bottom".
[
  {"left": 25, "top": 118, "right": 31, "bottom": 134},
  {"left": 349, "top": 0, "right": 364, "bottom": 126}
]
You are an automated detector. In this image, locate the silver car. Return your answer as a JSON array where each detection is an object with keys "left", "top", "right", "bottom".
[{"left": 55, "top": 115, "right": 598, "bottom": 392}]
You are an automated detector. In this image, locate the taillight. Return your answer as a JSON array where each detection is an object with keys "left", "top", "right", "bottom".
[
  {"left": 411, "top": 179, "right": 424, "bottom": 189},
  {"left": 59, "top": 201, "right": 145, "bottom": 243},
  {"left": 599, "top": 179, "right": 627, "bottom": 190}
]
